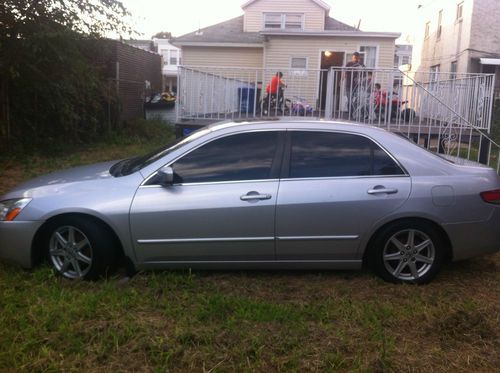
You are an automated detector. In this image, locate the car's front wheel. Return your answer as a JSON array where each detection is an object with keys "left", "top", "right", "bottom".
[
  {"left": 45, "top": 216, "right": 119, "bottom": 280},
  {"left": 368, "top": 221, "right": 447, "bottom": 284}
]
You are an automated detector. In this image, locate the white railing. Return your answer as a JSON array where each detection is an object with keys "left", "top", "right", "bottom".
[
  {"left": 177, "top": 67, "right": 327, "bottom": 121},
  {"left": 177, "top": 66, "right": 499, "bottom": 173}
]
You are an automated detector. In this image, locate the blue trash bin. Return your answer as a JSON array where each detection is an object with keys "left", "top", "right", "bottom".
[{"left": 238, "top": 87, "right": 256, "bottom": 113}]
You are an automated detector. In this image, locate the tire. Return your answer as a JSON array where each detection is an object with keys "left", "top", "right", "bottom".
[
  {"left": 367, "top": 220, "right": 446, "bottom": 284},
  {"left": 44, "top": 216, "right": 120, "bottom": 280}
]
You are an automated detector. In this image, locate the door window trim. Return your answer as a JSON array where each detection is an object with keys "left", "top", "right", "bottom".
[
  {"left": 281, "top": 129, "right": 409, "bottom": 180},
  {"left": 141, "top": 129, "right": 287, "bottom": 187}
]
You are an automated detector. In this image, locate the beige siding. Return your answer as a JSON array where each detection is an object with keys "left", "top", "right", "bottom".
[
  {"left": 262, "top": 36, "right": 396, "bottom": 104},
  {"left": 182, "top": 47, "right": 263, "bottom": 68},
  {"left": 244, "top": 0, "right": 325, "bottom": 32},
  {"left": 264, "top": 36, "right": 395, "bottom": 70}
]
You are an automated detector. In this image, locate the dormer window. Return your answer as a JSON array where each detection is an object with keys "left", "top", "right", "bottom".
[{"left": 264, "top": 13, "right": 304, "bottom": 30}]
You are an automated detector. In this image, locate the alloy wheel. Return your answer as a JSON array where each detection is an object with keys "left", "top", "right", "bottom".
[
  {"left": 49, "top": 226, "right": 93, "bottom": 279},
  {"left": 382, "top": 229, "right": 435, "bottom": 281}
]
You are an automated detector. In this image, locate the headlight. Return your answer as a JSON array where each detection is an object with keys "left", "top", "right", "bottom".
[{"left": 0, "top": 198, "right": 32, "bottom": 221}]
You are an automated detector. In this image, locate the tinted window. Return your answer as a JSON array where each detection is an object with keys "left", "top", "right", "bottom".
[
  {"left": 373, "top": 146, "right": 405, "bottom": 175},
  {"left": 172, "top": 132, "right": 279, "bottom": 183},
  {"left": 289, "top": 131, "right": 404, "bottom": 178}
]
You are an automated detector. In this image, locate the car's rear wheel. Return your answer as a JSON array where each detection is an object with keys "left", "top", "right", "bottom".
[
  {"left": 369, "top": 221, "right": 446, "bottom": 284},
  {"left": 45, "top": 216, "right": 119, "bottom": 280}
]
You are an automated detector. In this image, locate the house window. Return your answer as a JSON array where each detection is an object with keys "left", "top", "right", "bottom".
[
  {"left": 284, "top": 14, "right": 303, "bottom": 29},
  {"left": 450, "top": 61, "right": 458, "bottom": 78},
  {"left": 437, "top": 10, "right": 443, "bottom": 39},
  {"left": 424, "top": 22, "right": 430, "bottom": 39},
  {"left": 264, "top": 13, "right": 304, "bottom": 30},
  {"left": 456, "top": 2, "right": 464, "bottom": 21},
  {"left": 347, "top": 47, "right": 377, "bottom": 68},
  {"left": 169, "top": 50, "right": 178, "bottom": 65},
  {"left": 402, "top": 55, "right": 411, "bottom": 65},
  {"left": 360, "top": 46, "right": 377, "bottom": 68},
  {"left": 430, "top": 65, "right": 440, "bottom": 82},
  {"left": 160, "top": 49, "right": 169, "bottom": 66},
  {"left": 263, "top": 13, "right": 282, "bottom": 29},
  {"left": 291, "top": 57, "right": 307, "bottom": 69}
]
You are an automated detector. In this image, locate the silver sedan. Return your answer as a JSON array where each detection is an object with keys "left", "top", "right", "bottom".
[{"left": 1, "top": 121, "right": 499, "bottom": 283}]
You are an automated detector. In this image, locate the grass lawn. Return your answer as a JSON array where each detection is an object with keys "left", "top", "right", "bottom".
[{"left": 0, "top": 124, "right": 499, "bottom": 372}]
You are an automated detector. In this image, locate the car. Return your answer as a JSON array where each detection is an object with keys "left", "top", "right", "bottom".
[{"left": 1, "top": 121, "right": 499, "bottom": 284}]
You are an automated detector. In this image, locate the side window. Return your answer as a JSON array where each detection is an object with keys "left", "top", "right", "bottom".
[
  {"left": 289, "top": 131, "right": 404, "bottom": 178},
  {"left": 373, "top": 146, "right": 405, "bottom": 175},
  {"left": 172, "top": 132, "right": 279, "bottom": 183}
]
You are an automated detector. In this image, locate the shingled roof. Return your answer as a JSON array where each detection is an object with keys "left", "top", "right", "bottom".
[
  {"left": 173, "top": 14, "right": 362, "bottom": 45},
  {"left": 325, "top": 17, "right": 360, "bottom": 32},
  {"left": 173, "top": 16, "right": 264, "bottom": 45}
]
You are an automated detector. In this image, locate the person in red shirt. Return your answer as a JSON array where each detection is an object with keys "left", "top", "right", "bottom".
[
  {"left": 374, "top": 83, "right": 389, "bottom": 110},
  {"left": 265, "top": 72, "right": 285, "bottom": 95},
  {"left": 263, "top": 72, "right": 286, "bottom": 114}
]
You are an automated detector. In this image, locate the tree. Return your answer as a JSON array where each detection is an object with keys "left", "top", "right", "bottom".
[
  {"left": 152, "top": 31, "right": 172, "bottom": 39},
  {"left": 0, "top": 0, "right": 131, "bottom": 146}
]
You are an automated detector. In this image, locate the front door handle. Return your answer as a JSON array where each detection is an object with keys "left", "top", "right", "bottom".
[
  {"left": 367, "top": 186, "right": 398, "bottom": 195},
  {"left": 240, "top": 191, "right": 272, "bottom": 201}
]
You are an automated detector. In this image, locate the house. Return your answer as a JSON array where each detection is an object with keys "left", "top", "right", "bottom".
[
  {"left": 411, "top": 0, "right": 500, "bottom": 99},
  {"left": 124, "top": 38, "right": 182, "bottom": 93},
  {"left": 393, "top": 44, "right": 413, "bottom": 86},
  {"left": 173, "top": 0, "right": 399, "bottom": 110},
  {"left": 154, "top": 38, "right": 182, "bottom": 94}
]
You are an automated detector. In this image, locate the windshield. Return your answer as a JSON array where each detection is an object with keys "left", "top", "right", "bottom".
[{"left": 110, "top": 127, "right": 212, "bottom": 177}]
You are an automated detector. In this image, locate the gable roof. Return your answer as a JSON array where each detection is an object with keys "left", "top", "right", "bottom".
[
  {"left": 173, "top": 16, "right": 264, "bottom": 46},
  {"left": 172, "top": 13, "right": 398, "bottom": 47},
  {"left": 241, "top": 0, "right": 330, "bottom": 12}
]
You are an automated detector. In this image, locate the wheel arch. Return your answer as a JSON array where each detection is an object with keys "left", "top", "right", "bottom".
[
  {"left": 31, "top": 212, "right": 126, "bottom": 266},
  {"left": 362, "top": 217, "right": 453, "bottom": 267}
]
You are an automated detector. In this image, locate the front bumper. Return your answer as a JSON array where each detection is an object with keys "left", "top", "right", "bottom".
[
  {"left": 0, "top": 221, "right": 43, "bottom": 268},
  {"left": 443, "top": 207, "right": 500, "bottom": 261}
]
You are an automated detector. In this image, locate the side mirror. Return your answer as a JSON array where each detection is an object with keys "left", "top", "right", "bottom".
[{"left": 157, "top": 166, "right": 174, "bottom": 186}]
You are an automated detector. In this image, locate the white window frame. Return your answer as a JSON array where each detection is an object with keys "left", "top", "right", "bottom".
[
  {"left": 450, "top": 61, "right": 458, "bottom": 79},
  {"left": 169, "top": 50, "right": 178, "bottom": 66},
  {"left": 284, "top": 13, "right": 304, "bottom": 30},
  {"left": 290, "top": 57, "right": 308, "bottom": 77},
  {"left": 263, "top": 13, "right": 304, "bottom": 30},
  {"left": 430, "top": 64, "right": 441, "bottom": 82},
  {"left": 424, "top": 21, "right": 430, "bottom": 39},
  {"left": 290, "top": 57, "right": 308, "bottom": 69},
  {"left": 456, "top": 2, "right": 464, "bottom": 21},
  {"left": 437, "top": 10, "right": 443, "bottom": 39},
  {"left": 347, "top": 45, "right": 379, "bottom": 68},
  {"left": 263, "top": 13, "right": 282, "bottom": 29}
]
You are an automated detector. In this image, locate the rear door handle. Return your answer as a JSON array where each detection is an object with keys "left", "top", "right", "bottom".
[
  {"left": 240, "top": 191, "right": 272, "bottom": 201},
  {"left": 367, "top": 187, "right": 398, "bottom": 195}
]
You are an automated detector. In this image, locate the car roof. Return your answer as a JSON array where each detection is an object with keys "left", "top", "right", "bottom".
[{"left": 206, "top": 119, "right": 393, "bottom": 137}]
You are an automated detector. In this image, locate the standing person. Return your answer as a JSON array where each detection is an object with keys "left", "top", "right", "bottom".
[{"left": 344, "top": 52, "right": 365, "bottom": 118}]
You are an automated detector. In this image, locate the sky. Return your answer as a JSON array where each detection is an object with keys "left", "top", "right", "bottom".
[{"left": 121, "top": 0, "right": 427, "bottom": 43}]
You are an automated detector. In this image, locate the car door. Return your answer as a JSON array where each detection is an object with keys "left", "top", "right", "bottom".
[
  {"left": 130, "top": 130, "right": 284, "bottom": 263},
  {"left": 275, "top": 130, "right": 411, "bottom": 262}
]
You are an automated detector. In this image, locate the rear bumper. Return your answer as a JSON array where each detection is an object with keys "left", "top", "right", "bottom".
[
  {"left": 0, "top": 221, "right": 43, "bottom": 268},
  {"left": 443, "top": 208, "right": 500, "bottom": 261}
]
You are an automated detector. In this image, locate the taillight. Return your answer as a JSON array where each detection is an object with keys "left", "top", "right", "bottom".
[{"left": 480, "top": 189, "right": 500, "bottom": 204}]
